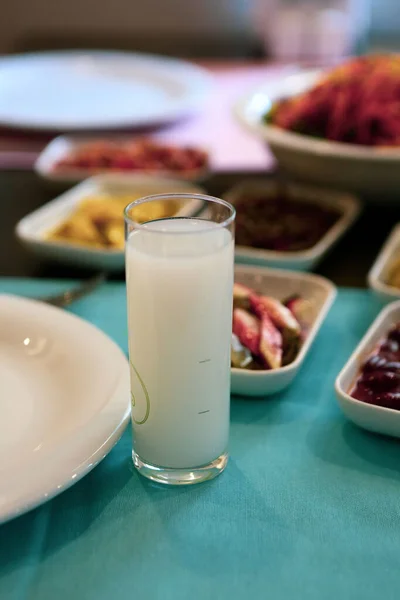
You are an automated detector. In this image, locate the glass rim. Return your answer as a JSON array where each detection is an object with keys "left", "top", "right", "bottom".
[{"left": 124, "top": 192, "right": 236, "bottom": 233}]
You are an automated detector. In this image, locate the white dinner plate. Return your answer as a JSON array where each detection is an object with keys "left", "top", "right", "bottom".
[
  {"left": 0, "top": 51, "right": 211, "bottom": 130},
  {"left": 0, "top": 295, "right": 130, "bottom": 523}
]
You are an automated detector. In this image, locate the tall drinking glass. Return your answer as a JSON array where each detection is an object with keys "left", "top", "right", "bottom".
[{"left": 125, "top": 194, "right": 235, "bottom": 485}]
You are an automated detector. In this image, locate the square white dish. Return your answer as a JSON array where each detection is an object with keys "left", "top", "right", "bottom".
[
  {"left": 368, "top": 223, "right": 400, "bottom": 303},
  {"left": 231, "top": 265, "right": 336, "bottom": 396},
  {"left": 335, "top": 300, "right": 400, "bottom": 438},
  {"left": 224, "top": 179, "right": 360, "bottom": 271},
  {"left": 34, "top": 134, "right": 209, "bottom": 185},
  {"left": 15, "top": 174, "right": 206, "bottom": 272}
]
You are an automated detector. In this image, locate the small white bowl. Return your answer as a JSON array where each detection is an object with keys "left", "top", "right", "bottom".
[
  {"left": 35, "top": 134, "right": 209, "bottom": 186},
  {"left": 235, "top": 69, "right": 400, "bottom": 196},
  {"left": 224, "top": 179, "right": 360, "bottom": 271},
  {"left": 15, "top": 174, "right": 206, "bottom": 272},
  {"left": 231, "top": 265, "right": 336, "bottom": 396},
  {"left": 335, "top": 300, "right": 400, "bottom": 438},
  {"left": 368, "top": 223, "right": 400, "bottom": 303}
]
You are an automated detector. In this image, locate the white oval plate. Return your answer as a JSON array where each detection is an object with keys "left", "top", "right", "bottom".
[
  {"left": 16, "top": 174, "right": 207, "bottom": 272},
  {"left": 0, "top": 50, "right": 211, "bottom": 130},
  {"left": 0, "top": 294, "right": 130, "bottom": 523},
  {"left": 335, "top": 300, "right": 400, "bottom": 438},
  {"left": 368, "top": 223, "right": 400, "bottom": 303},
  {"left": 224, "top": 179, "right": 360, "bottom": 271},
  {"left": 235, "top": 69, "right": 400, "bottom": 196},
  {"left": 35, "top": 135, "right": 210, "bottom": 186},
  {"left": 232, "top": 265, "right": 336, "bottom": 396}
]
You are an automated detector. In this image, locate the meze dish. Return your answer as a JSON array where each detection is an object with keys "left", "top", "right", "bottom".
[
  {"left": 266, "top": 55, "right": 400, "bottom": 147},
  {"left": 233, "top": 187, "right": 341, "bottom": 252},
  {"left": 225, "top": 180, "right": 360, "bottom": 270},
  {"left": 232, "top": 266, "right": 336, "bottom": 396},
  {"left": 15, "top": 174, "right": 206, "bottom": 271},
  {"left": 232, "top": 282, "right": 310, "bottom": 371},
  {"left": 350, "top": 322, "right": 400, "bottom": 410},
  {"left": 46, "top": 193, "right": 181, "bottom": 250},
  {"left": 53, "top": 138, "right": 208, "bottom": 177}
]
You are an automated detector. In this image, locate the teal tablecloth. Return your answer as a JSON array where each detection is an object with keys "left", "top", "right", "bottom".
[{"left": 1, "top": 280, "right": 399, "bottom": 600}]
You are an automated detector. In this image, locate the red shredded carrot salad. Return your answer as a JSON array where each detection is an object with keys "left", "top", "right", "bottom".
[{"left": 266, "top": 55, "right": 400, "bottom": 147}]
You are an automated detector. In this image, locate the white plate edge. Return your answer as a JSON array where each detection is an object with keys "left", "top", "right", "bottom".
[{"left": 0, "top": 294, "right": 131, "bottom": 523}]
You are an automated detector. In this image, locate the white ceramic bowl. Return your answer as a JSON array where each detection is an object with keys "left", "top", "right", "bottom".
[
  {"left": 15, "top": 174, "right": 206, "bottom": 272},
  {"left": 335, "top": 300, "right": 400, "bottom": 438},
  {"left": 224, "top": 179, "right": 360, "bottom": 271},
  {"left": 231, "top": 265, "right": 336, "bottom": 396},
  {"left": 368, "top": 223, "right": 400, "bottom": 303},
  {"left": 235, "top": 69, "right": 400, "bottom": 195},
  {"left": 35, "top": 134, "right": 209, "bottom": 186}
]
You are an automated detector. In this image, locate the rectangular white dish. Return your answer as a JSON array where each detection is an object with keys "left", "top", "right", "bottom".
[
  {"left": 15, "top": 174, "right": 206, "bottom": 272},
  {"left": 335, "top": 300, "right": 400, "bottom": 438},
  {"left": 224, "top": 179, "right": 360, "bottom": 271},
  {"left": 34, "top": 134, "right": 209, "bottom": 186},
  {"left": 231, "top": 265, "right": 336, "bottom": 396},
  {"left": 368, "top": 223, "right": 400, "bottom": 303}
]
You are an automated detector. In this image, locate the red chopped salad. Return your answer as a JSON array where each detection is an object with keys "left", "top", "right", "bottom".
[
  {"left": 54, "top": 138, "right": 208, "bottom": 175},
  {"left": 266, "top": 55, "right": 400, "bottom": 147}
]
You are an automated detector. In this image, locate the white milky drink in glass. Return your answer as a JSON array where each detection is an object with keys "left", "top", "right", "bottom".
[{"left": 125, "top": 194, "right": 235, "bottom": 485}]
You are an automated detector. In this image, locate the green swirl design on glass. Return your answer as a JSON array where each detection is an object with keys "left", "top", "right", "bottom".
[{"left": 130, "top": 360, "right": 150, "bottom": 425}]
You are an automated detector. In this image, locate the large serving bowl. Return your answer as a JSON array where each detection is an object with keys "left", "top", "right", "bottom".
[{"left": 235, "top": 69, "right": 400, "bottom": 196}]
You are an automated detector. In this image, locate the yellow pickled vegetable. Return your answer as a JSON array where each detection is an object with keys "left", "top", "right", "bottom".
[{"left": 46, "top": 193, "right": 180, "bottom": 250}]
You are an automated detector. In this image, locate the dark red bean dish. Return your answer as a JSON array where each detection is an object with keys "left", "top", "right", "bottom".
[
  {"left": 234, "top": 189, "right": 341, "bottom": 252},
  {"left": 351, "top": 322, "right": 400, "bottom": 410}
]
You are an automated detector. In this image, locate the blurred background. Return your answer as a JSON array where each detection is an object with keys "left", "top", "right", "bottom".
[
  {"left": 0, "top": 0, "right": 397, "bottom": 60},
  {"left": 1, "top": 0, "right": 400, "bottom": 283}
]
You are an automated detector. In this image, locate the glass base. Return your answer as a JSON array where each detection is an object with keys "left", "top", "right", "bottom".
[{"left": 132, "top": 451, "right": 228, "bottom": 485}]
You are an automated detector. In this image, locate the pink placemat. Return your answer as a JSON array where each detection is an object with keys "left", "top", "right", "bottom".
[{"left": 0, "top": 61, "right": 293, "bottom": 172}]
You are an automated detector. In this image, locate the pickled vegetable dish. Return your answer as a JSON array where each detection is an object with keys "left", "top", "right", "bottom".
[
  {"left": 46, "top": 194, "right": 180, "bottom": 250},
  {"left": 231, "top": 282, "right": 310, "bottom": 370},
  {"left": 351, "top": 322, "right": 400, "bottom": 410},
  {"left": 235, "top": 190, "right": 340, "bottom": 252}
]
